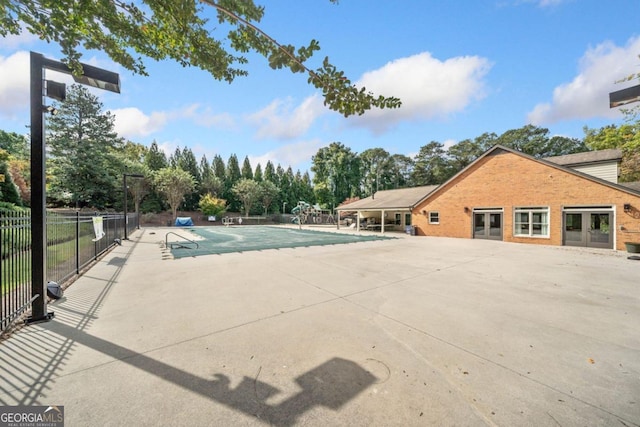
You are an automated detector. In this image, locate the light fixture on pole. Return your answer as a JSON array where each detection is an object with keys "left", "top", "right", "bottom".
[
  {"left": 28, "top": 51, "right": 120, "bottom": 325},
  {"left": 610, "top": 84, "right": 640, "bottom": 108},
  {"left": 123, "top": 174, "right": 144, "bottom": 240}
]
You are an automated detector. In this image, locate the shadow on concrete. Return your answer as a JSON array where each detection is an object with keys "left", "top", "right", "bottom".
[
  {"left": 49, "top": 320, "right": 378, "bottom": 426},
  {"left": 0, "top": 229, "right": 376, "bottom": 424},
  {"left": 0, "top": 233, "right": 137, "bottom": 405}
]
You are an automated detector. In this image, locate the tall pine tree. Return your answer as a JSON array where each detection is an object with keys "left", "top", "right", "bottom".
[{"left": 47, "top": 84, "right": 124, "bottom": 209}]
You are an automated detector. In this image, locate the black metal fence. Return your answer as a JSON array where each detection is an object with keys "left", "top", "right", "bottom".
[{"left": 0, "top": 209, "right": 138, "bottom": 332}]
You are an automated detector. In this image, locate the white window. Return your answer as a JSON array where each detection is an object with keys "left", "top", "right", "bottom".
[
  {"left": 429, "top": 211, "right": 440, "bottom": 224},
  {"left": 514, "top": 207, "right": 549, "bottom": 237}
]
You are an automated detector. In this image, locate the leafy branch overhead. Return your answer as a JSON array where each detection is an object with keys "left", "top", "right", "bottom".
[{"left": 2, "top": 0, "right": 401, "bottom": 117}]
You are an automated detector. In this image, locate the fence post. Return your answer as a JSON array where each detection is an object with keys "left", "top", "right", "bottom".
[
  {"left": 75, "top": 211, "right": 80, "bottom": 274},
  {"left": 94, "top": 211, "right": 98, "bottom": 261}
]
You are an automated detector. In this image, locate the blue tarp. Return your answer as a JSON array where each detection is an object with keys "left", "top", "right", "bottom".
[{"left": 175, "top": 217, "right": 194, "bottom": 226}]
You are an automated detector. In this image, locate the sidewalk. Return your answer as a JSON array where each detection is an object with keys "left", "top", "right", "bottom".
[{"left": 1, "top": 227, "right": 638, "bottom": 426}]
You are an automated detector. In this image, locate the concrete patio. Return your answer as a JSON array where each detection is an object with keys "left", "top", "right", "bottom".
[{"left": 0, "top": 227, "right": 638, "bottom": 426}]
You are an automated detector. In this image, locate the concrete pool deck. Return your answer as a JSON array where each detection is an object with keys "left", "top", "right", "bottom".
[{"left": 1, "top": 226, "right": 638, "bottom": 426}]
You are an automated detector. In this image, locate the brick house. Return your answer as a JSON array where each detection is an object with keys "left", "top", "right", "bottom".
[{"left": 412, "top": 145, "right": 640, "bottom": 251}]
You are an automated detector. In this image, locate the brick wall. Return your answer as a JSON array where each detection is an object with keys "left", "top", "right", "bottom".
[{"left": 412, "top": 150, "right": 640, "bottom": 251}]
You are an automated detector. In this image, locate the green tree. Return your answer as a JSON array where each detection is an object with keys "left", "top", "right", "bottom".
[
  {"left": 7, "top": 157, "right": 29, "bottom": 205},
  {"left": 583, "top": 113, "right": 640, "bottom": 182},
  {"left": 254, "top": 163, "right": 263, "bottom": 182},
  {"left": 199, "top": 154, "right": 223, "bottom": 197},
  {"left": 198, "top": 193, "right": 227, "bottom": 218},
  {"left": 0, "top": 132, "right": 30, "bottom": 204},
  {"left": 311, "top": 142, "right": 361, "bottom": 206},
  {"left": 241, "top": 156, "right": 254, "bottom": 180},
  {"left": 264, "top": 161, "right": 276, "bottom": 184},
  {"left": 226, "top": 154, "right": 242, "bottom": 184},
  {"left": 212, "top": 155, "right": 226, "bottom": 181},
  {"left": 122, "top": 163, "right": 151, "bottom": 215},
  {"left": 446, "top": 136, "right": 491, "bottom": 172},
  {"left": 300, "top": 171, "right": 315, "bottom": 205},
  {"left": 280, "top": 166, "right": 295, "bottom": 211},
  {"left": 411, "top": 142, "right": 451, "bottom": 186},
  {"left": 154, "top": 167, "right": 195, "bottom": 221},
  {"left": 495, "top": 125, "right": 548, "bottom": 156},
  {"left": 259, "top": 180, "right": 279, "bottom": 215},
  {"left": 276, "top": 164, "right": 285, "bottom": 187},
  {"left": 388, "top": 154, "right": 413, "bottom": 189},
  {"left": 0, "top": 130, "right": 29, "bottom": 160},
  {"left": 225, "top": 154, "right": 242, "bottom": 211},
  {"left": 3, "top": 1, "right": 400, "bottom": 117},
  {"left": 495, "top": 125, "right": 586, "bottom": 158},
  {"left": 201, "top": 174, "right": 224, "bottom": 198},
  {"left": 47, "top": 84, "right": 124, "bottom": 208},
  {"left": 199, "top": 155, "right": 212, "bottom": 182},
  {"left": 359, "top": 148, "right": 391, "bottom": 196},
  {"left": 122, "top": 140, "right": 148, "bottom": 164},
  {"left": 144, "top": 141, "right": 168, "bottom": 171},
  {"left": 232, "top": 178, "right": 261, "bottom": 217},
  {"left": 169, "top": 146, "right": 182, "bottom": 168},
  {"left": 177, "top": 147, "right": 201, "bottom": 210},
  {"left": 141, "top": 141, "right": 168, "bottom": 212},
  {"left": 0, "top": 148, "right": 21, "bottom": 205}
]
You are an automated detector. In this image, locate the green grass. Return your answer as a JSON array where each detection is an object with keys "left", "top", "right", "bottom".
[{"left": 1, "top": 234, "right": 98, "bottom": 295}]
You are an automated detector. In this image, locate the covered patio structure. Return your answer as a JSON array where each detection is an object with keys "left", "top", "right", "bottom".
[{"left": 335, "top": 185, "right": 438, "bottom": 233}]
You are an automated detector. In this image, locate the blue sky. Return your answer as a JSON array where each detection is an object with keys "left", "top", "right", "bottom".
[{"left": 0, "top": 0, "right": 639, "bottom": 173}]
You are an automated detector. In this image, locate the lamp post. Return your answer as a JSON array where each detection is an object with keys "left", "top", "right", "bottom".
[
  {"left": 28, "top": 52, "right": 120, "bottom": 325},
  {"left": 123, "top": 173, "right": 144, "bottom": 240}
]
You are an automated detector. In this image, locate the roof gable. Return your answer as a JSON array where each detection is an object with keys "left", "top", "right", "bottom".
[
  {"left": 417, "top": 145, "right": 640, "bottom": 204},
  {"left": 336, "top": 185, "right": 439, "bottom": 210}
]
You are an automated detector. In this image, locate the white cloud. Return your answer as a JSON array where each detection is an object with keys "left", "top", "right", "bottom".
[
  {"left": 181, "top": 103, "right": 236, "bottom": 129},
  {"left": 348, "top": 52, "right": 492, "bottom": 134},
  {"left": 535, "top": 0, "right": 567, "bottom": 6},
  {"left": 156, "top": 139, "right": 181, "bottom": 157},
  {"left": 112, "top": 103, "right": 238, "bottom": 139},
  {"left": 249, "top": 139, "right": 323, "bottom": 171},
  {"left": 442, "top": 139, "right": 458, "bottom": 151},
  {"left": 0, "top": 51, "right": 30, "bottom": 115},
  {"left": 246, "top": 95, "right": 326, "bottom": 140},
  {"left": 509, "top": 0, "right": 570, "bottom": 7},
  {"left": 112, "top": 107, "right": 169, "bottom": 138},
  {"left": 528, "top": 36, "right": 640, "bottom": 125},
  {"left": 0, "top": 29, "right": 38, "bottom": 49}
]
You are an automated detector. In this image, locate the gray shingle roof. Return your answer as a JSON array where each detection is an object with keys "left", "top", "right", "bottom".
[
  {"left": 619, "top": 181, "right": 640, "bottom": 193},
  {"left": 545, "top": 149, "right": 622, "bottom": 166},
  {"left": 336, "top": 185, "right": 439, "bottom": 210}
]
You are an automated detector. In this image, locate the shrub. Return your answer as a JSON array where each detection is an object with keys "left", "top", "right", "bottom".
[{"left": 199, "top": 194, "right": 227, "bottom": 217}]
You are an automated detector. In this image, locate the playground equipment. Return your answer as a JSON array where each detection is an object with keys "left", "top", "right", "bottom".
[{"left": 291, "top": 201, "right": 334, "bottom": 225}]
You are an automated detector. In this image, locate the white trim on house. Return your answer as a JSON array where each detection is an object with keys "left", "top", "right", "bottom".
[{"left": 513, "top": 206, "right": 550, "bottom": 238}]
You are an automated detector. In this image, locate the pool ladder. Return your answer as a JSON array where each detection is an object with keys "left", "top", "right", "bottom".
[{"left": 165, "top": 232, "right": 199, "bottom": 250}]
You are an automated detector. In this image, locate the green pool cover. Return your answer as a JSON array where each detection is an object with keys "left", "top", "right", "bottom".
[{"left": 168, "top": 226, "right": 394, "bottom": 258}]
